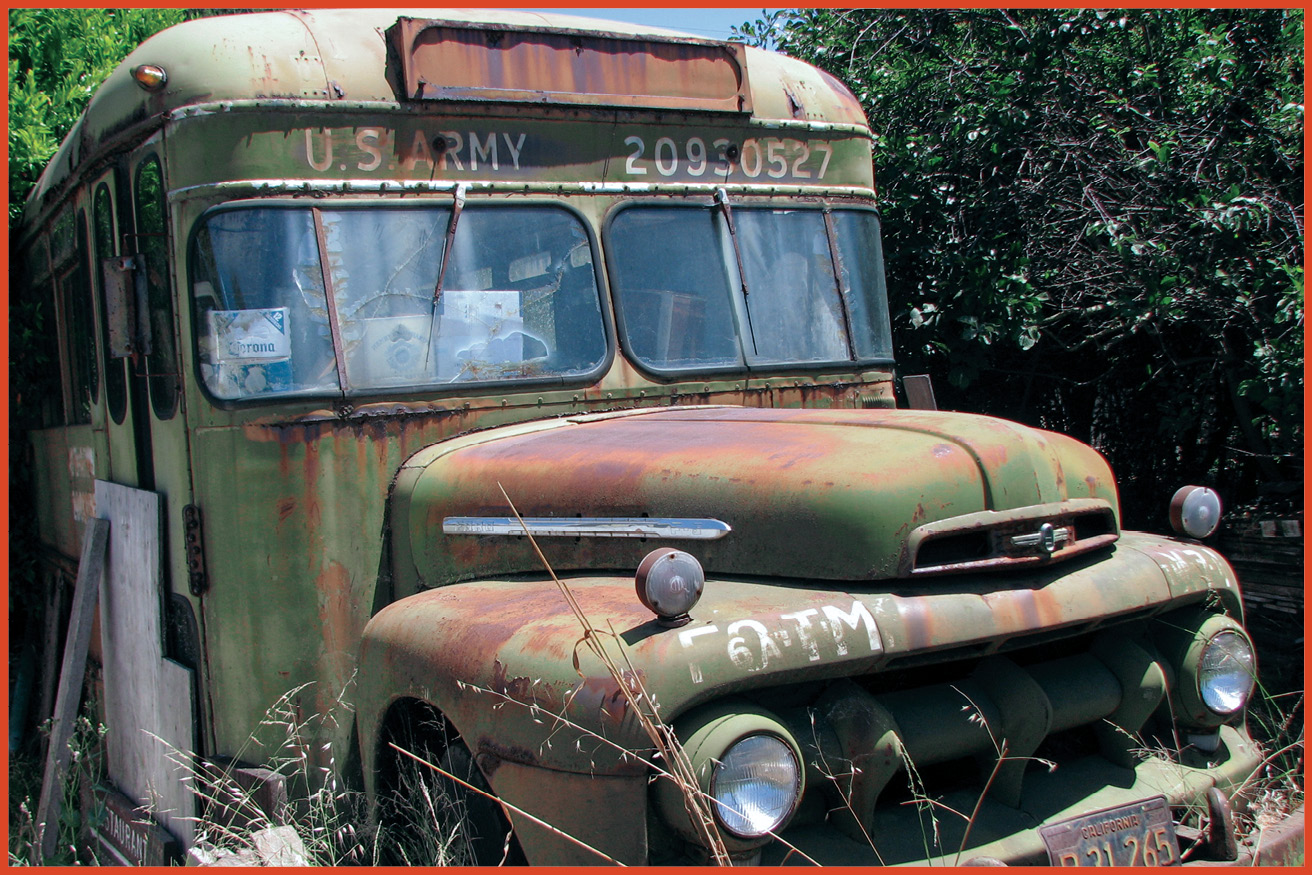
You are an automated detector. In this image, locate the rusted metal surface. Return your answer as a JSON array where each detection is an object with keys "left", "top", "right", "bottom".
[
  {"left": 390, "top": 17, "right": 752, "bottom": 113},
  {"left": 1231, "top": 804, "right": 1305, "bottom": 866},
  {"left": 392, "top": 406, "right": 1120, "bottom": 593},
  {"left": 357, "top": 530, "right": 1258, "bottom": 863},
  {"left": 359, "top": 531, "right": 1238, "bottom": 777}
]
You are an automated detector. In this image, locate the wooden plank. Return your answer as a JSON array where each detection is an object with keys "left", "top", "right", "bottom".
[
  {"left": 34, "top": 566, "right": 68, "bottom": 750},
  {"left": 94, "top": 480, "right": 197, "bottom": 851},
  {"left": 36, "top": 517, "right": 109, "bottom": 862},
  {"left": 154, "top": 658, "right": 197, "bottom": 846}
]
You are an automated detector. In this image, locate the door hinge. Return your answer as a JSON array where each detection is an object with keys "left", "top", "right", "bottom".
[{"left": 183, "top": 504, "right": 208, "bottom": 595}]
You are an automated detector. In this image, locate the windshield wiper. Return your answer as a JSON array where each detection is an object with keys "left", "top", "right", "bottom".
[
  {"left": 714, "top": 187, "right": 758, "bottom": 357},
  {"left": 424, "top": 183, "right": 467, "bottom": 370}
]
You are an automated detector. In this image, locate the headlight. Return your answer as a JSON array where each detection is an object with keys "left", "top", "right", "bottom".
[
  {"left": 1156, "top": 610, "right": 1257, "bottom": 727},
  {"left": 654, "top": 704, "right": 805, "bottom": 851},
  {"left": 1169, "top": 485, "right": 1222, "bottom": 539},
  {"left": 712, "top": 735, "right": 801, "bottom": 838},
  {"left": 1198, "top": 631, "right": 1256, "bottom": 716}
]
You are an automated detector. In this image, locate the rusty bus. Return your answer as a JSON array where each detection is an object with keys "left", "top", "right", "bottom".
[{"left": 14, "top": 8, "right": 1283, "bottom": 866}]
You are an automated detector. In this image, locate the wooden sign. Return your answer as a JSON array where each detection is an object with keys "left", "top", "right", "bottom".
[{"left": 87, "top": 783, "right": 181, "bottom": 867}]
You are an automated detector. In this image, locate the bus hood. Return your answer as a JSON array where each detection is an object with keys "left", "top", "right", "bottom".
[{"left": 389, "top": 406, "right": 1120, "bottom": 593}]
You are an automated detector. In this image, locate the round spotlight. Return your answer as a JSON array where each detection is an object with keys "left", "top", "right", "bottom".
[
  {"left": 1198, "top": 630, "right": 1256, "bottom": 716},
  {"left": 635, "top": 548, "right": 704, "bottom": 625},
  {"left": 1169, "top": 485, "right": 1222, "bottom": 539}
]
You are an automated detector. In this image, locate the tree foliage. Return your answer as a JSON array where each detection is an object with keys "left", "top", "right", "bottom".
[
  {"left": 7, "top": 9, "right": 196, "bottom": 624},
  {"left": 7, "top": 8, "right": 197, "bottom": 223},
  {"left": 740, "top": 8, "right": 1303, "bottom": 527}
]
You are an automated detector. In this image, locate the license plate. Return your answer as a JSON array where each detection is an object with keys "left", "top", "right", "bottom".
[{"left": 1040, "top": 796, "right": 1180, "bottom": 866}]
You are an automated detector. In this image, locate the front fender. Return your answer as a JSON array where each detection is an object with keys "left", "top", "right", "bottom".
[
  {"left": 356, "top": 574, "right": 888, "bottom": 790},
  {"left": 358, "top": 530, "right": 1241, "bottom": 791}
]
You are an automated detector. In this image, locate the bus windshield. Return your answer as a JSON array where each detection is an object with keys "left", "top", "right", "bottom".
[
  {"left": 609, "top": 205, "right": 893, "bottom": 374},
  {"left": 191, "top": 204, "right": 607, "bottom": 400}
]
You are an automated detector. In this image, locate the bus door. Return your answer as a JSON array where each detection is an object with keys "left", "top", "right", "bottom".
[
  {"left": 105, "top": 150, "right": 187, "bottom": 496},
  {"left": 102, "top": 148, "right": 205, "bottom": 755}
]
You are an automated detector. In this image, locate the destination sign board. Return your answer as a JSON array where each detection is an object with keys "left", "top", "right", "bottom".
[{"left": 166, "top": 113, "right": 874, "bottom": 191}]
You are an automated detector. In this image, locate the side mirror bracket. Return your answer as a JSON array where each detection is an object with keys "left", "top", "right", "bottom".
[{"left": 901, "top": 374, "right": 938, "bottom": 410}]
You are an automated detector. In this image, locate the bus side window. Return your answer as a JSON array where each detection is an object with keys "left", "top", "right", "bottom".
[
  {"left": 133, "top": 155, "right": 180, "bottom": 420},
  {"left": 50, "top": 208, "right": 97, "bottom": 425},
  {"left": 94, "top": 182, "right": 129, "bottom": 425},
  {"left": 67, "top": 212, "right": 99, "bottom": 423},
  {"left": 22, "top": 236, "right": 65, "bottom": 428}
]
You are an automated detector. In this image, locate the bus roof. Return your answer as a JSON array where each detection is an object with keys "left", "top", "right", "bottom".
[{"left": 23, "top": 8, "right": 869, "bottom": 228}]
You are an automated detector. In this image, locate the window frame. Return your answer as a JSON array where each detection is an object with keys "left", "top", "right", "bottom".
[
  {"left": 185, "top": 197, "right": 616, "bottom": 408},
  {"left": 133, "top": 152, "right": 181, "bottom": 421},
  {"left": 603, "top": 198, "right": 895, "bottom": 382},
  {"left": 93, "top": 178, "right": 130, "bottom": 425}
]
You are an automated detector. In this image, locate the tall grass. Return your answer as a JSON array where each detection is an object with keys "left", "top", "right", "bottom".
[
  {"left": 8, "top": 712, "right": 107, "bottom": 865},
  {"left": 1235, "top": 685, "right": 1304, "bottom": 836}
]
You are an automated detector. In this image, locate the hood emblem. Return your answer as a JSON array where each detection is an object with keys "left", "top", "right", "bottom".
[{"left": 1011, "top": 522, "right": 1069, "bottom": 555}]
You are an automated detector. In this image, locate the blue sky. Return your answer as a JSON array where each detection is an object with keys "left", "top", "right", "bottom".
[{"left": 516, "top": 8, "right": 783, "bottom": 42}]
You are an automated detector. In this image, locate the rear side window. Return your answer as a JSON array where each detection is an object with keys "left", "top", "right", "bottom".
[
  {"left": 94, "top": 182, "right": 128, "bottom": 424},
  {"left": 21, "top": 234, "right": 65, "bottom": 426},
  {"left": 43, "top": 208, "right": 98, "bottom": 425},
  {"left": 64, "top": 213, "right": 98, "bottom": 423}
]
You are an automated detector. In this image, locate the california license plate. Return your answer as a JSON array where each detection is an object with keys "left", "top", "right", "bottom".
[{"left": 1040, "top": 796, "right": 1180, "bottom": 866}]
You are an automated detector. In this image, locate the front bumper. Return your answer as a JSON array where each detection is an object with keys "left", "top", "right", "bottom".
[{"left": 765, "top": 724, "right": 1262, "bottom": 865}]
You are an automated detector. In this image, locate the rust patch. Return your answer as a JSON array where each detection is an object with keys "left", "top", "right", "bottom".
[
  {"left": 303, "top": 441, "right": 322, "bottom": 529},
  {"left": 474, "top": 739, "right": 542, "bottom": 771},
  {"left": 896, "top": 597, "right": 935, "bottom": 652},
  {"left": 572, "top": 673, "right": 635, "bottom": 728},
  {"left": 314, "top": 560, "right": 357, "bottom": 708},
  {"left": 390, "top": 17, "right": 751, "bottom": 113},
  {"left": 276, "top": 497, "right": 297, "bottom": 523}
]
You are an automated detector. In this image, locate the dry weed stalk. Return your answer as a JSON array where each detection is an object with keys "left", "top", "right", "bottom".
[
  {"left": 499, "top": 483, "right": 732, "bottom": 865},
  {"left": 148, "top": 680, "right": 385, "bottom": 866},
  {"left": 459, "top": 682, "right": 823, "bottom": 865}
]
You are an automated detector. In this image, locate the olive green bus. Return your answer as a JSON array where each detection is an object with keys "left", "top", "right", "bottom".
[{"left": 16, "top": 8, "right": 1273, "bottom": 866}]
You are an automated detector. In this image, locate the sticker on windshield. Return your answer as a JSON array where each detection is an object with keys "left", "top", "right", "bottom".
[
  {"left": 347, "top": 316, "right": 432, "bottom": 386},
  {"left": 208, "top": 308, "right": 291, "bottom": 362},
  {"left": 438, "top": 291, "right": 545, "bottom": 380}
]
